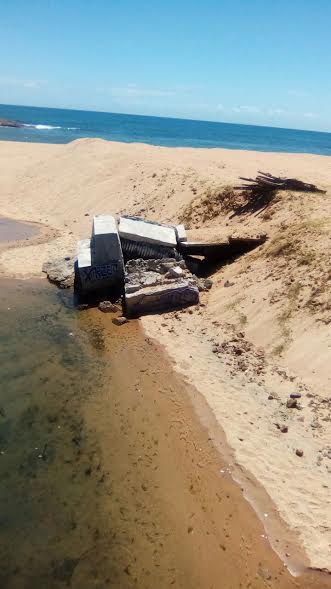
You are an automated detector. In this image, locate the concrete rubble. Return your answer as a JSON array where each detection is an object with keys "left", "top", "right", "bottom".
[
  {"left": 73, "top": 215, "right": 201, "bottom": 316},
  {"left": 43, "top": 213, "right": 266, "bottom": 317},
  {"left": 42, "top": 256, "right": 75, "bottom": 289},
  {"left": 124, "top": 258, "right": 199, "bottom": 316}
]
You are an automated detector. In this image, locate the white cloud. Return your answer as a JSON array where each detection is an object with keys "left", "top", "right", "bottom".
[
  {"left": 23, "top": 80, "right": 40, "bottom": 89},
  {"left": 303, "top": 112, "right": 318, "bottom": 119},
  {"left": 267, "top": 108, "right": 286, "bottom": 115},
  {"left": 0, "top": 77, "right": 46, "bottom": 89},
  {"left": 232, "top": 105, "right": 260, "bottom": 114},
  {"left": 109, "top": 84, "right": 176, "bottom": 98},
  {"left": 288, "top": 89, "right": 309, "bottom": 98}
]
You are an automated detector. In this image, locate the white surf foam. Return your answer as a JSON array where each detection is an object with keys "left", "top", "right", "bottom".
[{"left": 23, "top": 124, "right": 61, "bottom": 130}]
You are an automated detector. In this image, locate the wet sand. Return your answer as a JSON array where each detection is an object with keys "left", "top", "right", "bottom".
[
  {"left": 0, "top": 216, "right": 59, "bottom": 279},
  {"left": 0, "top": 217, "right": 39, "bottom": 243},
  {"left": 1, "top": 278, "right": 330, "bottom": 588}
]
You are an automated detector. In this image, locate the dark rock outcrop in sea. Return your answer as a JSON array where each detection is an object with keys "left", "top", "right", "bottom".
[{"left": 0, "top": 119, "right": 23, "bottom": 128}]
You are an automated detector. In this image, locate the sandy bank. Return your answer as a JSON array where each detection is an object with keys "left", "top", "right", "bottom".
[{"left": 0, "top": 138, "right": 330, "bottom": 571}]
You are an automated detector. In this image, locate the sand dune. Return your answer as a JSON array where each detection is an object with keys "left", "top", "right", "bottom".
[{"left": 0, "top": 138, "right": 330, "bottom": 571}]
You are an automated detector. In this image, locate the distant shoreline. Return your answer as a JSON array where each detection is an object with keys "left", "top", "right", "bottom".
[{"left": 1, "top": 103, "right": 331, "bottom": 154}]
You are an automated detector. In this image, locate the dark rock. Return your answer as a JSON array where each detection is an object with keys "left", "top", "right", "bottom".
[
  {"left": 0, "top": 119, "right": 23, "bottom": 128},
  {"left": 286, "top": 398, "right": 298, "bottom": 409},
  {"left": 280, "top": 425, "right": 288, "bottom": 433},
  {"left": 112, "top": 316, "right": 128, "bottom": 326},
  {"left": 196, "top": 277, "right": 213, "bottom": 292},
  {"left": 290, "top": 393, "right": 302, "bottom": 399},
  {"left": 203, "top": 278, "right": 213, "bottom": 290},
  {"left": 98, "top": 301, "right": 120, "bottom": 313},
  {"left": 295, "top": 449, "right": 304, "bottom": 457},
  {"left": 224, "top": 280, "right": 235, "bottom": 287},
  {"left": 42, "top": 256, "right": 75, "bottom": 288}
]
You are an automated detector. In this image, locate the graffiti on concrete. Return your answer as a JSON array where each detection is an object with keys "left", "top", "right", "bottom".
[{"left": 82, "top": 261, "right": 119, "bottom": 282}]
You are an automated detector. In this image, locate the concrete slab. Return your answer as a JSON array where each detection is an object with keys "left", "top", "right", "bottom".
[
  {"left": 178, "top": 235, "right": 266, "bottom": 260},
  {"left": 76, "top": 236, "right": 124, "bottom": 295},
  {"left": 175, "top": 224, "right": 187, "bottom": 242},
  {"left": 118, "top": 217, "right": 177, "bottom": 247},
  {"left": 77, "top": 239, "right": 92, "bottom": 269},
  {"left": 92, "top": 214, "right": 123, "bottom": 266},
  {"left": 125, "top": 280, "right": 199, "bottom": 317}
]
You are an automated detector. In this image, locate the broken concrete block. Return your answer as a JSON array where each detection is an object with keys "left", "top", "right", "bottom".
[
  {"left": 175, "top": 224, "right": 187, "bottom": 242},
  {"left": 165, "top": 265, "right": 184, "bottom": 279},
  {"left": 77, "top": 238, "right": 92, "bottom": 269},
  {"left": 92, "top": 214, "right": 124, "bottom": 266},
  {"left": 178, "top": 235, "right": 267, "bottom": 261},
  {"left": 76, "top": 237, "right": 124, "bottom": 295},
  {"left": 118, "top": 217, "right": 177, "bottom": 247},
  {"left": 125, "top": 280, "right": 199, "bottom": 317}
]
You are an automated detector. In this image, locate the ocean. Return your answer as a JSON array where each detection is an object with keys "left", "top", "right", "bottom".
[{"left": 1, "top": 103, "right": 331, "bottom": 155}]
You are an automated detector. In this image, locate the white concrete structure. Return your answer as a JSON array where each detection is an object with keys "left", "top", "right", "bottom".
[
  {"left": 77, "top": 238, "right": 92, "bottom": 270},
  {"left": 118, "top": 217, "right": 177, "bottom": 248},
  {"left": 75, "top": 215, "right": 125, "bottom": 295},
  {"left": 92, "top": 214, "right": 123, "bottom": 265},
  {"left": 125, "top": 280, "right": 199, "bottom": 316},
  {"left": 175, "top": 224, "right": 187, "bottom": 242}
]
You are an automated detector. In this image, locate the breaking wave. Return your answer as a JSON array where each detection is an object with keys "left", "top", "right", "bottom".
[
  {"left": 23, "top": 123, "right": 61, "bottom": 130},
  {"left": 23, "top": 124, "right": 78, "bottom": 131}
]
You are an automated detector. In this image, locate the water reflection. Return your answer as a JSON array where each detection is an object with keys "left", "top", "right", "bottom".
[{"left": 0, "top": 280, "right": 114, "bottom": 588}]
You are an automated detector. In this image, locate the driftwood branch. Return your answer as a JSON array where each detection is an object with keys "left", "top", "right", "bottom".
[{"left": 234, "top": 171, "right": 326, "bottom": 194}]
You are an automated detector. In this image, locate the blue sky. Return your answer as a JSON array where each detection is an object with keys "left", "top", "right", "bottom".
[{"left": 1, "top": 0, "right": 331, "bottom": 131}]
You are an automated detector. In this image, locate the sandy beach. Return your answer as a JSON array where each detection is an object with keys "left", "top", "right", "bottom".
[{"left": 1, "top": 138, "right": 330, "bottom": 574}]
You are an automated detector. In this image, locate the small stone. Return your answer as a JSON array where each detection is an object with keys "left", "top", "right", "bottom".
[
  {"left": 224, "top": 280, "right": 235, "bottom": 287},
  {"left": 290, "top": 393, "right": 302, "bottom": 399},
  {"left": 112, "top": 317, "right": 128, "bottom": 326},
  {"left": 268, "top": 394, "right": 274, "bottom": 400},
  {"left": 295, "top": 449, "right": 304, "bottom": 457},
  {"left": 196, "top": 278, "right": 212, "bottom": 292},
  {"left": 98, "top": 301, "right": 120, "bottom": 313},
  {"left": 286, "top": 398, "right": 298, "bottom": 409},
  {"left": 166, "top": 266, "right": 184, "bottom": 278},
  {"left": 203, "top": 278, "right": 213, "bottom": 290},
  {"left": 77, "top": 303, "right": 88, "bottom": 311},
  {"left": 280, "top": 425, "right": 288, "bottom": 433}
]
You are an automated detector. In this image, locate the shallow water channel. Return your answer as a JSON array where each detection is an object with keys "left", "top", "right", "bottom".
[
  {"left": 0, "top": 279, "right": 330, "bottom": 589},
  {"left": 0, "top": 218, "right": 39, "bottom": 243}
]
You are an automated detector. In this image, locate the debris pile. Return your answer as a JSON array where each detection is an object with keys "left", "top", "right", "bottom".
[
  {"left": 44, "top": 214, "right": 265, "bottom": 317},
  {"left": 74, "top": 215, "right": 201, "bottom": 316},
  {"left": 124, "top": 258, "right": 199, "bottom": 317},
  {"left": 235, "top": 171, "right": 326, "bottom": 195}
]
